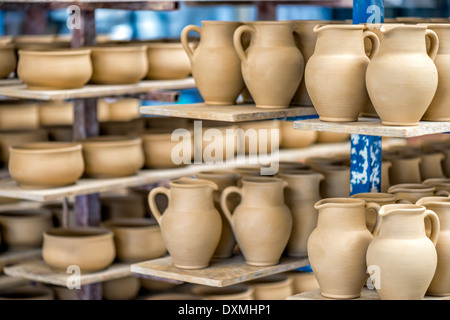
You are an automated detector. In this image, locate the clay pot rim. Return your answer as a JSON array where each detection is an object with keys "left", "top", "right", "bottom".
[
  {"left": 146, "top": 41, "right": 198, "bottom": 49},
  {"left": 200, "top": 20, "right": 242, "bottom": 25},
  {"left": 0, "top": 285, "right": 54, "bottom": 300},
  {"left": 313, "top": 24, "right": 366, "bottom": 33},
  {"left": 170, "top": 177, "right": 218, "bottom": 190},
  {"left": 378, "top": 203, "right": 426, "bottom": 216},
  {"left": 388, "top": 184, "right": 435, "bottom": 193},
  {"left": 315, "top": 198, "right": 366, "bottom": 209},
  {"left": 418, "top": 23, "right": 450, "bottom": 29},
  {"left": 44, "top": 227, "right": 113, "bottom": 240},
  {"left": 423, "top": 178, "right": 450, "bottom": 185},
  {"left": 379, "top": 23, "right": 428, "bottom": 34},
  {"left": 80, "top": 135, "right": 142, "bottom": 146},
  {"left": 350, "top": 192, "right": 396, "bottom": 201},
  {"left": 246, "top": 20, "right": 295, "bottom": 25},
  {"left": 102, "top": 218, "right": 159, "bottom": 229},
  {"left": 88, "top": 44, "right": 147, "bottom": 52},
  {"left": 18, "top": 48, "right": 91, "bottom": 56},
  {"left": 0, "top": 208, "right": 52, "bottom": 219},
  {"left": 416, "top": 196, "right": 450, "bottom": 207},
  {"left": 9, "top": 142, "right": 81, "bottom": 154}
]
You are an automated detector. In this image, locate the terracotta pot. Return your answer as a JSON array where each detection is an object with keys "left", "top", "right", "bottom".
[
  {"left": 38, "top": 100, "right": 74, "bottom": 126},
  {"left": 247, "top": 274, "right": 294, "bottom": 300},
  {"left": 316, "top": 131, "right": 350, "bottom": 143},
  {"left": 279, "top": 170, "right": 324, "bottom": 257},
  {"left": 0, "top": 44, "right": 17, "bottom": 78},
  {"left": 366, "top": 24, "right": 439, "bottom": 126},
  {"left": 317, "top": 165, "right": 351, "bottom": 198},
  {"left": 0, "top": 101, "right": 40, "bottom": 130},
  {"left": 308, "top": 198, "right": 380, "bottom": 299},
  {"left": 415, "top": 197, "right": 450, "bottom": 296},
  {"left": 288, "top": 271, "right": 320, "bottom": 294},
  {"left": 17, "top": 49, "right": 92, "bottom": 90},
  {"left": 221, "top": 177, "right": 292, "bottom": 266},
  {"left": 421, "top": 24, "right": 450, "bottom": 121},
  {"left": 149, "top": 177, "right": 222, "bottom": 269},
  {"left": 419, "top": 152, "right": 445, "bottom": 180},
  {"left": 306, "top": 24, "right": 379, "bottom": 122},
  {"left": 45, "top": 125, "right": 73, "bottom": 142},
  {"left": 383, "top": 155, "right": 422, "bottom": 185},
  {"left": 81, "top": 136, "right": 144, "bottom": 178},
  {"left": 100, "top": 119, "right": 146, "bottom": 136},
  {"left": 42, "top": 227, "right": 116, "bottom": 273},
  {"left": 0, "top": 285, "right": 54, "bottom": 300},
  {"left": 291, "top": 20, "right": 332, "bottom": 106},
  {"left": 100, "top": 193, "right": 147, "bottom": 220},
  {"left": 279, "top": 120, "right": 317, "bottom": 149},
  {"left": 100, "top": 98, "right": 141, "bottom": 122},
  {"left": 190, "top": 284, "right": 254, "bottom": 300},
  {"left": 234, "top": 21, "right": 304, "bottom": 109},
  {"left": 146, "top": 41, "right": 197, "bottom": 79},
  {"left": 367, "top": 204, "right": 439, "bottom": 299},
  {"left": 236, "top": 120, "right": 281, "bottom": 155},
  {"left": 0, "top": 129, "right": 48, "bottom": 165},
  {"left": 102, "top": 218, "right": 166, "bottom": 262},
  {"left": 181, "top": 21, "right": 244, "bottom": 105},
  {"left": 141, "top": 129, "right": 193, "bottom": 169},
  {"left": 0, "top": 208, "right": 52, "bottom": 250},
  {"left": 89, "top": 45, "right": 148, "bottom": 84},
  {"left": 102, "top": 276, "right": 141, "bottom": 300},
  {"left": 196, "top": 170, "right": 240, "bottom": 259},
  {"left": 9, "top": 142, "right": 84, "bottom": 189}
]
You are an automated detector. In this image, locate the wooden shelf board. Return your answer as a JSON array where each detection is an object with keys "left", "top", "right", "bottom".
[
  {"left": 287, "top": 287, "right": 450, "bottom": 300},
  {"left": 0, "top": 78, "right": 195, "bottom": 101},
  {"left": 131, "top": 255, "right": 309, "bottom": 287},
  {"left": 3, "top": 259, "right": 133, "bottom": 287},
  {"left": 0, "top": 249, "right": 42, "bottom": 271},
  {"left": 293, "top": 117, "right": 450, "bottom": 138},
  {"left": 140, "top": 103, "right": 317, "bottom": 122},
  {"left": 0, "top": 79, "right": 21, "bottom": 87}
]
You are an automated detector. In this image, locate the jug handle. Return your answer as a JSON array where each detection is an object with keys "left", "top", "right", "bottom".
[
  {"left": 233, "top": 25, "right": 255, "bottom": 65},
  {"left": 148, "top": 187, "right": 171, "bottom": 225},
  {"left": 366, "top": 202, "right": 381, "bottom": 235},
  {"left": 425, "top": 29, "right": 439, "bottom": 61},
  {"left": 363, "top": 30, "right": 380, "bottom": 60},
  {"left": 424, "top": 209, "right": 440, "bottom": 246},
  {"left": 220, "top": 186, "right": 242, "bottom": 227},
  {"left": 181, "top": 25, "right": 202, "bottom": 65}
]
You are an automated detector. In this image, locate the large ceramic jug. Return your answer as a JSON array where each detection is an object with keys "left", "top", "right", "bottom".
[
  {"left": 421, "top": 24, "right": 450, "bottom": 121},
  {"left": 233, "top": 21, "right": 304, "bottom": 109},
  {"left": 220, "top": 177, "right": 292, "bottom": 266},
  {"left": 181, "top": 21, "right": 244, "bottom": 105},
  {"left": 279, "top": 170, "right": 324, "bottom": 257},
  {"left": 148, "top": 177, "right": 222, "bottom": 269},
  {"left": 307, "top": 198, "right": 381, "bottom": 299},
  {"left": 416, "top": 197, "right": 450, "bottom": 296},
  {"left": 366, "top": 204, "right": 440, "bottom": 300},
  {"left": 305, "top": 24, "right": 379, "bottom": 122},
  {"left": 366, "top": 24, "right": 439, "bottom": 126}
]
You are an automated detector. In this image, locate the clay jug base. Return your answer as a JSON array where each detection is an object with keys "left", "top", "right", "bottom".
[
  {"left": 320, "top": 291, "right": 361, "bottom": 299},
  {"left": 255, "top": 105, "right": 290, "bottom": 110},
  {"left": 204, "top": 101, "right": 236, "bottom": 106},
  {"left": 174, "top": 263, "right": 209, "bottom": 270},
  {"left": 319, "top": 116, "right": 358, "bottom": 122},
  {"left": 381, "top": 120, "right": 419, "bottom": 126},
  {"left": 245, "top": 260, "right": 279, "bottom": 267}
]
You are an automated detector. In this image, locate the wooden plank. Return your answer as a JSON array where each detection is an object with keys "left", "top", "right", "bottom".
[
  {"left": 3, "top": 259, "right": 133, "bottom": 287},
  {"left": 131, "top": 255, "right": 309, "bottom": 287},
  {"left": 0, "top": 249, "right": 42, "bottom": 271},
  {"left": 287, "top": 287, "right": 450, "bottom": 300},
  {"left": 293, "top": 117, "right": 450, "bottom": 138},
  {"left": 140, "top": 103, "right": 317, "bottom": 122},
  {"left": 0, "top": 79, "right": 21, "bottom": 87},
  {"left": 0, "top": 78, "right": 196, "bottom": 101}
]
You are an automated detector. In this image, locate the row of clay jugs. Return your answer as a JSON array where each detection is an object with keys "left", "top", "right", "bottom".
[
  {"left": 307, "top": 198, "right": 381, "bottom": 298},
  {"left": 220, "top": 177, "right": 292, "bottom": 266},
  {"left": 148, "top": 177, "right": 222, "bottom": 269},
  {"left": 234, "top": 21, "right": 304, "bottom": 109},
  {"left": 181, "top": 21, "right": 244, "bottom": 105},
  {"left": 305, "top": 24, "right": 380, "bottom": 122},
  {"left": 367, "top": 203, "right": 440, "bottom": 299}
]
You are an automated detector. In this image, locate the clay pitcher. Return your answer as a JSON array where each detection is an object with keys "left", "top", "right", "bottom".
[
  {"left": 422, "top": 178, "right": 450, "bottom": 196},
  {"left": 387, "top": 183, "right": 436, "bottom": 204},
  {"left": 366, "top": 204, "right": 440, "bottom": 300},
  {"left": 366, "top": 24, "right": 439, "bottom": 126},
  {"left": 383, "top": 155, "right": 422, "bottom": 185},
  {"left": 415, "top": 197, "right": 450, "bottom": 296},
  {"left": 148, "top": 177, "right": 222, "bottom": 269},
  {"left": 181, "top": 21, "right": 244, "bottom": 105},
  {"left": 307, "top": 198, "right": 381, "bottom": 299},
  {"left": 220, "top": 177, "right": 292, "bottom": 266},
  {"left": 419, "top": 152, "right": 445, "bottom": 180},
  {"left": 316, "top": 165, "right": 350, "bottom": 198},
  {"left": 305, "top": 24, "right": 380, "bottom": 122},
  {"left": 233, "top": 21, "right": 304, "bottom": 109},
  {"left": 421, "top": 24, "right": 450, "bottom": 121},
  {"left": 196, "top": 170, "right": 241, "bottom": 258},
  {"left": 279, "top": 170, "right": 324, "bottom": 257}
]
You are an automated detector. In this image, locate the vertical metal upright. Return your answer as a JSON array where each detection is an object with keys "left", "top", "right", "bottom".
[{"left": 350, "top": 0, "right": 384, "bottom": 195}]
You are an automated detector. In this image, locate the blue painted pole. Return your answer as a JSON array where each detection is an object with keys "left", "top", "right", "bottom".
[{"left": 350, "top": 0, "right": 384, "bottom": 195}]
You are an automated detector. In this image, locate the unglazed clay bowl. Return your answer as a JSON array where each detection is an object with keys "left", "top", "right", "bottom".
[
  {"left": 8, "top": 142, "right": 84, "bottom": 189},
  {"left": 80, "top": 135, "right": 144, "bottom": 178},
  {"left": 0, "top": 285, "right": 54, "bottom": 300},
  {"left": 105, "top": 98, "right": 141, "bottom": 122},
  {"left": 145, "top": 41, "right": 197, "bottom": 80},
  {"left": 0, "top": 129, "right": 48, "bottom": 165},
  {"left": 190, "top": 284, "right": 254, "bottom": 300},
  {"left": 38, "top": 100, "right": 74, "bottom": 126},
  {"left": 17, "top": 49, "right": 92, "bottom": 90},
  {"left": 42, "top": 227, "right": 115, "bottom": 273},
  {"left": 0, "top": 101, "right": 40, "bottom": 131},
  {"left": 0, "top": 44, "right": 17, "bottom": 78},
  {"left": 102, "top": 218, "right": 166, "bottom": 262},
  {"left": 0, "top": 208, "right": 53, "bottom": 250},
  {"left": 89, "top": 45, "right": 148, "bottom": 84},
  {"left": 102, "top": 276, "right": 141, "bottom": 300}
]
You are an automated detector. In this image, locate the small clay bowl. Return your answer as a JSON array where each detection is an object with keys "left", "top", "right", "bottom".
[
  {"left": 42, "top": 227, "right": 116, "bottom": 273},
  {"left": 8, "top": 142, "right": 84, "bottom": 189}
]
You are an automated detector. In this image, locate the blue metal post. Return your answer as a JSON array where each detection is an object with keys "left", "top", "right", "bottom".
[{"left": 350, "top": 0, "right": 384, "bottom": 195}]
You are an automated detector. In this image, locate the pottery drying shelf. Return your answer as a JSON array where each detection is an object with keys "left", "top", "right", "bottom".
[
  {"left": 140, "top": 102, "right": 317, "bottom": 122},
  {"left": 293, "top": 117, "right": 450, "bottom": 138},
  {"left": 287, "top": 287, "right": 450, "bottom": 300},
  {"left": 0, "top": 78, "right": 195, "bottom": 101},
  {"left": 130, "top": 255, "right": 309, "bottom": 287}
]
